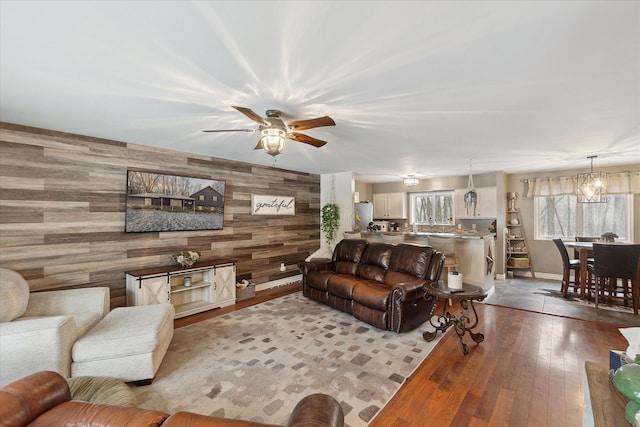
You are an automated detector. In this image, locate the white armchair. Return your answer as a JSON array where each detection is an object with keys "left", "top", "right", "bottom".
[{"left": 0, "top": 268, "right": 109, "bottom": 386}]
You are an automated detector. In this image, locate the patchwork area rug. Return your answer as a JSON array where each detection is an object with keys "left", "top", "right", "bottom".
[{"left": 134, "top": 292, "right": 443, "bottom": 426}]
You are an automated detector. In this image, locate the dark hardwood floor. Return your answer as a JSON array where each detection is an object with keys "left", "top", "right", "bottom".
[{"left": 175, "top": 282, "right": 630, "bottom": 427}]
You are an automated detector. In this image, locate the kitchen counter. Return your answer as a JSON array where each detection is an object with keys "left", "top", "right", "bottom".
[
  {"left": 361, "top": 230, "right": 495, "bottom": 240},
  {"left": 357, "top": 230, "right": 495, "bottom": 290}
]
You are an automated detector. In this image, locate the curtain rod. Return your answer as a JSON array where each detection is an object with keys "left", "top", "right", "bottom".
[{"left": 520, "top": 170, "right": 639, "bottom": 183}]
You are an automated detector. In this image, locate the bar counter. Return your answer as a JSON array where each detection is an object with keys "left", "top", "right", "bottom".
[{"left": 354, "top": 230, "right": 496, "bottom": 291}]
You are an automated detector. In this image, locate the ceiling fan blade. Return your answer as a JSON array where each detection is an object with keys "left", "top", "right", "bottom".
[
  {"left": 232, "top": 106, "right": 268, "bottom": 125},
  {"left": 287, "top": 116, "right": 335, "bottom": 131},
  {"left": 202, "top": 129, "right": 255, "bottom": 133},
  {"left": 288, "top": 132, "right": 327, "bottom": 147}
]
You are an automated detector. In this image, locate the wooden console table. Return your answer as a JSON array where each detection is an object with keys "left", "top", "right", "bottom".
[{"left": 126, "top": 259, "right": 236, "bottom": 319}]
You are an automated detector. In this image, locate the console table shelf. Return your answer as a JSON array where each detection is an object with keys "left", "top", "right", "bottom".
[
  {"left": 170, "top": 281, "right": 211, "bottom": 293},
  {"left": 126, "top": 259, "right": 236, "bottom": 319}
]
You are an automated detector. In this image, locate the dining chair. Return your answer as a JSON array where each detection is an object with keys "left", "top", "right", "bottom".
[
  {"left": 574, "top": 236, "right": 598, "bottom": 260},
  {"left": 552, "top": 238, "right": 581, "bottom": 296},
  {"left": 589, "top": 243, "right": 640, "bottom": 314}
]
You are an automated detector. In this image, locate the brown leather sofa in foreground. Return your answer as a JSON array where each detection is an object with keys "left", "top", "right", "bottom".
[
  {"left": 299, "top": 239, "right": 445, "bottom": 333},
  {"left": 0, "top": 371, "right": 344, "bottom": 427}
]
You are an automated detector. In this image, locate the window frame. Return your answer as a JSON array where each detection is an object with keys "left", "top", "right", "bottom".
[
  {"left": 410, "top": 190, "right": 455, "bottom": 226},
  {"left": 534, "top": 194, "right": 633, "bottom": 242}
]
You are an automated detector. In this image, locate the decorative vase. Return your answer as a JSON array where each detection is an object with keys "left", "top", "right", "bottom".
[{"left": 613, "top": 363, "right": 640, "bottom": 425}]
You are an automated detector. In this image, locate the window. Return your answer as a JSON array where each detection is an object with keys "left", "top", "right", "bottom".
[
  {"left": 535, "top": 194, "right": 632, "bottom": 242},
  {"left": 410, "top": 191, "right": 455, "bottom": 225}
]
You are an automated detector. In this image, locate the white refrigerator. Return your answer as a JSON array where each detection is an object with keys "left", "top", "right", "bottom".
[{"left": 354, "top": 202, "right": 373, "bottom": 231}]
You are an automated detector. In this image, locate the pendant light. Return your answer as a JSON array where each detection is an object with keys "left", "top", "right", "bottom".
[
  {"left": 403, "top": 175, "right": 419, "bottom": 187},
  {"left": 576, "top": 155, "right": 607, "bottom": 203}
]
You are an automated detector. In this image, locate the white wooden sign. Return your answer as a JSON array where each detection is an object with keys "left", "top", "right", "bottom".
[{"left": 251, "top": 195, "right": 295, "bottom": 215}]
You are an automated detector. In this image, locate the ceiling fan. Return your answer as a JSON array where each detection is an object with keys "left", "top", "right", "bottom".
[{"left": 203, "top": 106, "right": 336, "bottom": 157}]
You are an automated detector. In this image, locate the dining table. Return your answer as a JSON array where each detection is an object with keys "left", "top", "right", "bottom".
[{"left": 563, "top": 240, "right": 632, "bottom": 300}]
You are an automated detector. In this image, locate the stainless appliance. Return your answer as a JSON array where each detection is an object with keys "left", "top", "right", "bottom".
[
  {"left": 389, "top": 222, "right": 400, "bottom": 232},
  {"left": 354, "top": 202, "right": 373, "bottom": 232},
  {"left": 372, "top": 220, "right": 390, "bottom": 232}
]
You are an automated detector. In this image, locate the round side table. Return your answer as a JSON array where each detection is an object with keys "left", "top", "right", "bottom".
[{"left": 423, "top": 281, "right": 488, "bottom": 355}]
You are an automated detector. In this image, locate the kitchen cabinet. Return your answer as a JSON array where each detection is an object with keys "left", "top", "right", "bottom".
[
  {"left": 126, "top": 259, "right": 236, "bottom": 319},
  {"left": 373, "top": 192, "right": 407, "bottom": 219},
  {"left": 455, "top": 187, "right": 497, "bottom": 219}
]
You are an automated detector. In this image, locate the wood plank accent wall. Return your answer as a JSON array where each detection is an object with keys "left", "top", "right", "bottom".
[{"left": 0, "top": 122, "right": 320, "bottom": 309}]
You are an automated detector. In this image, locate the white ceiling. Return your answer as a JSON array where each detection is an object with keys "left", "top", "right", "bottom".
[{"left": 1, "top": 1, "right": 639, "bottom": 183}]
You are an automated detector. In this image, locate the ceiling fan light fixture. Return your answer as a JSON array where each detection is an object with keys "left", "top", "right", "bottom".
[
  {"left": 260, "top": 128, "right": 286, "bottom": 157},
  {"left": 577, "top": 155, "right": 607, "bottom": 203},
  {"left": 403, "top": 176, "right": 419, "bottom": 187}
]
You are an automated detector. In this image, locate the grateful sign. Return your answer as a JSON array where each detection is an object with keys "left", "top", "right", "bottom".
[{"left": 251, "top": 195, "right": 295, "bottom": 215}]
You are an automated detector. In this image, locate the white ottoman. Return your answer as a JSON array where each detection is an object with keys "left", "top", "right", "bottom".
[{"left": 71, "top": 304, "right": 174, "bottom": 384}]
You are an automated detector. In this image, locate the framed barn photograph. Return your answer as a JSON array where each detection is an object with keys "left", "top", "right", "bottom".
[{"left": 125, "top": 170, "right": 225, "bottom": 232}]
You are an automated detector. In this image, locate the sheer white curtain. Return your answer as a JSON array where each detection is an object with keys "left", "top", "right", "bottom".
[{"left": 523, "top": 171, "right": 640, "bottom": 197}]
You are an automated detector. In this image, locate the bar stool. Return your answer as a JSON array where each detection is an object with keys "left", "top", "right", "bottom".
[
  {"left": 428, "top": 237, "right": 459, "bottom": 283},
  {"left": 589, "top": 243, "right": 640, "bottom": 314},
  {"left": 381, "top": 233, "right": 404, "bottom": 245},
  {"left": 552, "top": 238, "right": 581, "bottom": 296}
]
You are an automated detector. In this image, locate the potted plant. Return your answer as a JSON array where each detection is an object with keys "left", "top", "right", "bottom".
[
  {"left": 321, "top": 203, "right": 340, "bottom": 247},
  {"left": 600, "top": 232, "right": 618, "bottom": 243},
  {"left": 170, "top": 250, "right": 201, "bottom": 267}
]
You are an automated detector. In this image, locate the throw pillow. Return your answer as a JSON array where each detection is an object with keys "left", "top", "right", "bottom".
[
  {"left": 305, "top": 246, "right": 333, "bottom": 262},
  {"left": 67, "top": 376, "right": 138, "bottom": 407},
  {"left": 0, "top": 268, "right": 30, "bottom": 322}
]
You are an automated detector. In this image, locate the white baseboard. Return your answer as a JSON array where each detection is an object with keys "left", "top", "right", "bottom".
[
  {"left": 504, "top": 271, "right": 563, "bottom": 281},
  {"left": 534, "top": 272, "right": 562, "bottom": 281},
  {"left": 255, "top": 274, "right": 302, "bottom": 292}
]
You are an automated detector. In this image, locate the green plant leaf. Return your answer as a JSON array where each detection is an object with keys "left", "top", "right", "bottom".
[{"left": 321, "top": 203, "right": 340, "bottom": 246}]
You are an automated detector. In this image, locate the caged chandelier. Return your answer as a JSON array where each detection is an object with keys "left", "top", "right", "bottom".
[{"left": 576, "top": 155, "right": 607, "bottom": 203}]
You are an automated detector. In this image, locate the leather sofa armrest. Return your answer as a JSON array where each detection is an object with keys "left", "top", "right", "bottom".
[
  {"left": 298, "top": 259, "right": 333, "bottom": 275},
  {"left": 287, "top": 393, "right": 344, "bottom": 427},
  {"left": 163, "top": 393, "right": 344, "bottom": 427},
  {"left": 390, "top": 280, "right": 428, "bottom": 302},
  {"left": 163, "top": 411, "right": 275, "bottom": 426},
  {"left": 0, "top": 371, "right": 71, "bottom": 427},
  {"left": 29, "top": 401, "right": 168, "bottom": 427}
]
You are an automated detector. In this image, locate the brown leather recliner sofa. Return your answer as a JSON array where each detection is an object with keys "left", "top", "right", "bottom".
[
  {"left": 0, "top": 371, "right": 344, "bottom": 427},
  {"left": 298, "top": 239, "right": 445, "bottom": 333}
]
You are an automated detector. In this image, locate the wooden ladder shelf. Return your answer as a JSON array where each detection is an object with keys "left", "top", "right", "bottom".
[{"left": 506, "top": 208, "right": 535, "bottom": 277}]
